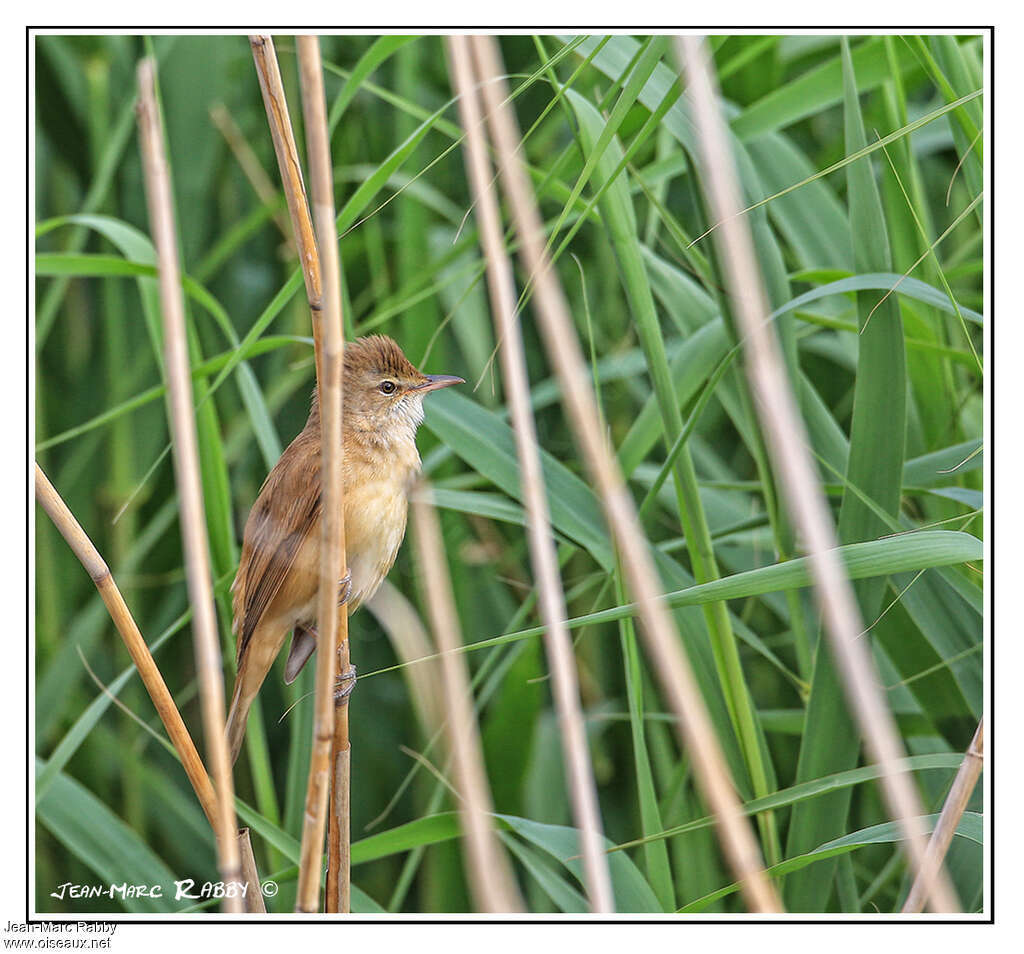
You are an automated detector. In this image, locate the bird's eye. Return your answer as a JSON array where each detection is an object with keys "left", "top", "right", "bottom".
[{"left": 379, "top": 380, "right": 397, "bottom": 395}]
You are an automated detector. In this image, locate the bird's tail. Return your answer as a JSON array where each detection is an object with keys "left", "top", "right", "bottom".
[
  {"left": 225, "top": 675, "right": 250, "bottom": 766},
  {"left": 225, "top": 626, "right": 285, "bottom": 765}
]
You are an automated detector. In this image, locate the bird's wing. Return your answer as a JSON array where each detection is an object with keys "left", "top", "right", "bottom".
[{"left": 234, "top": 431, "right": 321, "bottom": 664}]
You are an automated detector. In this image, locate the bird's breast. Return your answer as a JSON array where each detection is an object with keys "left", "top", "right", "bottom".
[{"left": 342, "top": 446, "right": 419, "bottom": 609}]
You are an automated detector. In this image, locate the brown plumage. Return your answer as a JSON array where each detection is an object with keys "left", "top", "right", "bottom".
[{"left": 226, "top": 335, "right": 463, "bottom": 764}]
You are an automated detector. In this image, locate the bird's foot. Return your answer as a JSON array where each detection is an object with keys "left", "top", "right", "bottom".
[
  {"left": 333, "top": 662, "right": 357, "bottom": 707},
  {"left": 338, "top": 570, "right": 352, "bottom": 607}
]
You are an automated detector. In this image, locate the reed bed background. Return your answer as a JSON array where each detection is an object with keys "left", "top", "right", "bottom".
[{"left": 33, "top": 33, "right": 985, "bottom": 915}]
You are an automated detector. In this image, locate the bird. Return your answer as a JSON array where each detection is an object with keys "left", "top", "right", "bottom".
[{"left": 225, "top": 334, "right": 464, "bottom": 764}]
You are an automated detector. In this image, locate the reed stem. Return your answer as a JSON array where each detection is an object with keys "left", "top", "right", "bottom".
[
  {"left": 903, "top": 719, "right": 983, "bottom": 913},
  {"left": 446, "top": 34, "right": 614, "bottom": 914},
  {"left": 411, "top": 488, "right": 524, "bottom": 912},
  {"left": 676, "top": 34, "right": 959, "bottom": 913},
  {"left": 136, "top": 57, "right": 242, "bottom": 913},
  {"left": 296, "top": 33, "right": 352, "bottom": 915},
  {"left": 34, "top": 462, "right": 219, "bottom": 832},
  {"left": 238, "top": 827, "right": 268, "bottom": 913},
  {"left": 250, "top": 34, "right": 325, "bottom": 391},
  {"left": 467, "top": 34, "right": 781, "bottom": 914},
  {"left": 209, "top": 102, "right": 296, "bottom": 250}
]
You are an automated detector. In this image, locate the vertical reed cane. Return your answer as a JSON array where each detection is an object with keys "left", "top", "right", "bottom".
[
  {"left": 446, "top": 34, "right": 614, "bottom": 913},
  {"left": 136, "top": 57, "right": 242, "bottom": 913},
  {"left": 295, "top": 33, "right": 353, "bottom": 914},
  {"left": 676, "top": 33, "right": 959, "bottom": 913},
  {"left": 467, "top": 34, "right": 781, "bottom": 913}
]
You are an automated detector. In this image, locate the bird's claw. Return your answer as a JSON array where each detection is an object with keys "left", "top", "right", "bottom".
[
  {"left": 333, "top": 663, "right": 357, "bottom": 706},
  {"left": 338, "top": 570, "right": 352, "bottom": 607}
]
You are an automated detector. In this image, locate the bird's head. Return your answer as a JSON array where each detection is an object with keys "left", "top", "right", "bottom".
[{"left": 330, "top": 335, "right": 463, "bottom": 443}]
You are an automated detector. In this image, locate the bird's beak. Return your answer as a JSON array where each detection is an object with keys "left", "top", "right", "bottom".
[{"left": 415, "top": 374, "right": 465, "bottom": 393}]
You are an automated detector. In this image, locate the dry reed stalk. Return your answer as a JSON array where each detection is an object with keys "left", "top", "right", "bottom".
[
  {"left": 34, "top": 462, "right": 219, "bottom": 830},
  {"left": 249, "top": 34, "right": 326, "bottom": 391},
  {"left": 209, "top": 102, "right": 295, "bottom": 249},
  {"left": 295, "top": 33, "right": 352, "bottom": 915},
  {"left": 446, "top": 34, "right": 614, "bottom": 914},
  {"left": 467, "top": 34, "right": 781, "bottom": 914},
  {"left": 676, "top": 34, "right": 960, "bottom": 913},
  {"left": 411, "top": 488, "right": 524, "bottom": 912},
  {"left": 903, "top": 719, "right": 984, "bottom": 913},
  {"left": 136, "top": 58, "right": 243, "bottom": 913},
  {"left": 367, "top": 581, "right": 443, "bottom": 735},
  {"left": 237, "top": 828, "right": 268, "bottom": 913}
]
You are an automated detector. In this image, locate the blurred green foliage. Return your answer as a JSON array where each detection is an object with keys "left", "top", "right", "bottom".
[{"left": 34, "top": 33, "right": 984, "bottom": 915}]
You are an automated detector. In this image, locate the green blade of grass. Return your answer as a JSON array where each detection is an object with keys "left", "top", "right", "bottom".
[
  {"left": 565, "top": 90, "right": 780, "bottom": 865},
  {"left": 729, "top": 35, "right": 920, "bottom": 139},
  {"left": 35, "top": 85, "right": 139, "bottom": 349},
  {"left": 36, "top": 758, "right": 178, "bottom": 914},
  {"left": 364, "top": 529, "right": 980, "bottom": 674},
  {"left": 36, "top": 335, "right": 306, "bottom": 453},
  {"left": 327, "top": 35, "right": 418, "bottom": 135},
  {"left": 682, "top": 812, "right": 981, "bottom": 913},
  {"left": 498, "top": 815, "right": 661, "bottom": 913},
  {"left": 616, "top": 568, "right": 675, "bottom": 910},
  {"left": 785, "top": 38, "right": 910, "bottom": 912},
  {"left": 36, "top": 605, "right": 193, "bottom": 803},
  {"left": 500, "top": 833, "right": 588, "bottom": 913},
  {"left": 35, "top": 500, "right": 180, "bottom": 742},
  {"left": 610, "top": 752, "right": 963, "bottom": 855}
]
